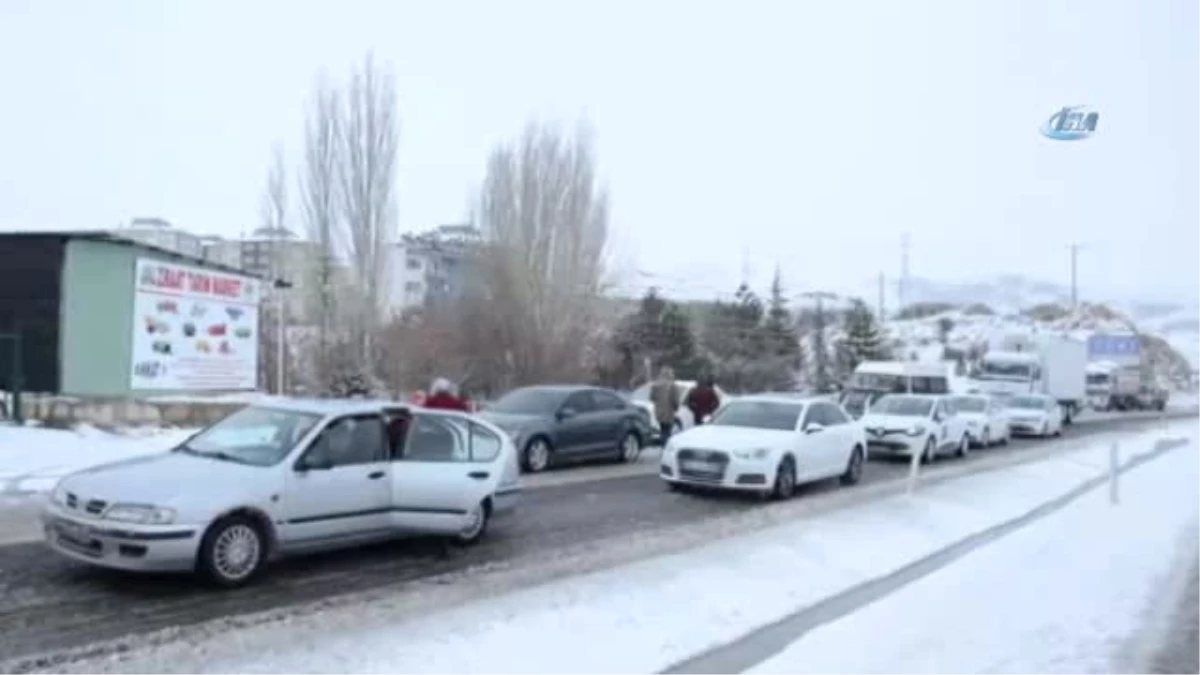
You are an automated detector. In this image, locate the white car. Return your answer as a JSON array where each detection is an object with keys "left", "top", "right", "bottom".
[
  {"left": 629, "top": 380, "right": 731, "bottom": 436},
  {"left": 1004, "top": 394, "right": 1064, "bottom": 438},
  {"left": 660, "top": 395, "right": 866, "bottom": 499},
  {"left": 949, "top": 394, "right": 1012, "bottom": 448},
  {"left": 41, "top": 399, "right": 522, "bottom": 587},
  {"left": 860, "top": 394, "right": 972, "bottom": 463}
]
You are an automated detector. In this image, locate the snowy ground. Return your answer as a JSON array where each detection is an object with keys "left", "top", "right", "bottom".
[
  {"left": 750, "top": 426, "right": 1199, "bottom": 674},
  {"left": 63, "top": 420, "right": 1196, "bottom": 674},
  {"left": 0, "top": 424, "right": 194, "bottom": 496}
]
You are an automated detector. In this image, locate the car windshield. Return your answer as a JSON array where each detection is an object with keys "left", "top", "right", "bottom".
[
  {"left": 708, "top": 400, "right": 802, "bottom": 431},
  {"left": 850, "top": 373, "right": 908, "bottom": 393},
  {"left": 178, "top": 406, "right": 322, "bottom": 467},
  {"left": 870, "top": 396, "right": 933, "bottom": 417},
  {"left": 952, "top": 397, "right": 988, "bottom": 413},
  {"left": 979, "top": 360, "right": 1034, "bottom": 379},
  {"left": 488, "top": 387, "right": 567, "bottom": 415},
  {"left": 1009, "top": 396, "right": 1047, "bottom": 410},
  {"left": 1086, "top": 373, "right": 1109, "bottom": 385}
]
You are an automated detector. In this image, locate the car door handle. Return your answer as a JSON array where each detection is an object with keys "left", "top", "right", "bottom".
[
  {"left": 468, "top": 471, "right": 489, "bottom": 480},
  {"left": 367, "top": 471, "right": 386, "bottom": 480}
]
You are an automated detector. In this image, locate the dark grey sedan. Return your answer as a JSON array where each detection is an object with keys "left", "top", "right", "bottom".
[{"left": 479, "top": 385, "right": 654, "bottom": 473}]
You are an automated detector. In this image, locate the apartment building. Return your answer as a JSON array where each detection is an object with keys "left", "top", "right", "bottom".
[
  {"left": 112, "top": 217, "right": 206, "bottom": 258},
  {"left": 387, "top": 223, "right": 481, "bottom": 314}
]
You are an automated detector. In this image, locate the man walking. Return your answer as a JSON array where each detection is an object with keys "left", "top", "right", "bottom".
[
  {"left": 649, "top": 366, "right": 681, "bottom": 445},
  {"left": 684, "top": 374, "right": 721, "bottom": 426}
]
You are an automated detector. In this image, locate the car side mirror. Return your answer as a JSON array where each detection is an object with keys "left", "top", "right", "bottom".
[
  {"left": 804, "top": 422, "right": 825, "bottom": 435},
  {"left": 557, "top": 407, "right": 577, "bottom": 421}
]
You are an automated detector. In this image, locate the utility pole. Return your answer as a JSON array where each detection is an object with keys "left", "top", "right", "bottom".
[
  {"left": 899, "top": 232, "right": 911, "bottom": 312},
  {"left": 877, "top": 272, "right": 886, "bottom": 322},
  {"left": 801, "top": 291, "right": 839, "bottom": 392}
]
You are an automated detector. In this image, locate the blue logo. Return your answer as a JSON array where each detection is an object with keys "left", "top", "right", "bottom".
[
  {"left": 1040, "top": 105, "right": 1099, "bottom": 141},
  {"left": 1088, "top": 334, "right": 1140, "bottom": 358}
]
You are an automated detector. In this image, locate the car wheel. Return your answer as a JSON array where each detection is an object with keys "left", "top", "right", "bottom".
[
  {"left": 1054, "top": 424, "right": 1063, "bottom": 437},
  {"left": 839, "top": 446, "right": 865, "bottom": 486},
  {"left": 522, "top": 437, "right": 552, "bottom": 473},
  {"left": 772, "top": 457, "right": 797, "bottom": 500},
  {"left": 453, "top": 500, "right": 490, "bottom": 546},
  {"left": 999, "top": 431, "right": 1009, "bottom": 446},
  {"left": 618, "top": 431, "right": 642, "bottom": 463},
  {"left": 921, "top": 437, "right": 936, "bottom": 464},
  {"left": 198, "top": 515, "right": 266, "bottom": 588},
  {"left": 955, "top": 435, "right": 969, "bottom": 458}
]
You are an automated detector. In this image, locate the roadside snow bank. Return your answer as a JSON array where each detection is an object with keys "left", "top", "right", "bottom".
[
  {"left": 750, "top": 430, "right": 1200, "bottom": 674},
  {"left": 72, "top": 421, "right": 1196, "bottom": 675},
  {"left": 0, "top": 425, "right": 193, "bottom": 495}
]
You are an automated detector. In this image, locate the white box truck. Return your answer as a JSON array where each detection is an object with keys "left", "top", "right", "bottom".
[{"left": 969, "top": 333, "right": 1088, "bottom": 424}]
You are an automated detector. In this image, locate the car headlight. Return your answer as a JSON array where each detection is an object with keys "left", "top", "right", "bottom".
[
  {"left": 906, "top": 425, "right": 926, "bottom": 437},
  {"left": 732, "top": 448, "right": 771, "bottom": 460},
  {"left": 103, "top": 503, "right": 177, "bottom": 525}
]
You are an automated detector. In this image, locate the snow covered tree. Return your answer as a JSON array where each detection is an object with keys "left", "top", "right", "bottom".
[
  {"left": 702, "top": 283, "right": 770, "bottom": 392},
  {"left": 759, "top": 268, "right": 803, "bottom": 389},
  {"left": 609, "top": 289, "right": 700, "bottom": 386},
  {"left": 837, "top": 299, "right": 890, "bottom": 375}
]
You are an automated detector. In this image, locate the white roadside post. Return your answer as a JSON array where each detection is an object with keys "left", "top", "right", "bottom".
[
  {"left": 906, "top": 446, "right": 922, "bottom": 496},
  {"left": 1108, "top": 441, "right": 1120, "bottom": 505}
]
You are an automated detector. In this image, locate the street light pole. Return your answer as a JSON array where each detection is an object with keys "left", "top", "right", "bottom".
[
  {"left": 1068, "top": 243, "right": 1085, "bottom": 311},
  {"left": 273, "top": 279, "right": 292, "bottom": 395}
]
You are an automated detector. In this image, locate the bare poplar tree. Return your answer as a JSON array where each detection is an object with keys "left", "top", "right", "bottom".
[
  {"left": 299, "top": 74, "right": 343, "bottom": 383},
  {"left": 471, "top": 119, "right": 611, "bottom": 385},
  {"left": 338, "top": 52, "right": 399, "bottom": 368}
]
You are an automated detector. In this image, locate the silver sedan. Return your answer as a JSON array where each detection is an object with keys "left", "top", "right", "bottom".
[{"left": 42, "top": 399, "right": 522, "bottom": 587}]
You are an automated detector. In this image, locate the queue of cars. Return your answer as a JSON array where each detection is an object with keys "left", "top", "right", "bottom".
[{"left": 38, "top": 378, "right": 1075, "bottom": 588}]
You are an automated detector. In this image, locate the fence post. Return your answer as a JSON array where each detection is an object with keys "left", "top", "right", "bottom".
[
  {"left": 906, "top": 446, "right": 922, "bottom": 496},
  {"left": 1108, "top": 441, "right": 1120, "bottom": 505}
]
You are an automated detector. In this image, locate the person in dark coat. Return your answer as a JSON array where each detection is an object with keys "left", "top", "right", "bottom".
[
  {"left": 684, "top": 374, "right": 722, "bottom": 425},
  {"left": 424, "top": 378, "right": 471, "bottom": 412}
]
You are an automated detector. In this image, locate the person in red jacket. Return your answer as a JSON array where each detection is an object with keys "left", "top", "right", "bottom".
[
  {"left": 423, "top": 378, "right": 471, "bottom": 412},
  {"left": 684, "top": 374, "right": 722, "bottom": 425}
]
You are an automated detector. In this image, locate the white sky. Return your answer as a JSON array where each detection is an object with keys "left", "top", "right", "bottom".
[{"left": 1, "top": 0, "right": 1196, "bottom": 304}]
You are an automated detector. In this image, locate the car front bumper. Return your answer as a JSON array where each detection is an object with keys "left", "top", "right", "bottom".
[
  {"left": 41, "top": 502, "right": 202, "bottom": 573},
  {"left": 865, "top": 434, "right": 924, "bottom": 458},
  {"left": 1009, "top": 418, "right": 1047, "bottom": 435},
  {"left": 659, "top": 453, "right": 775, "bottom": 491}
]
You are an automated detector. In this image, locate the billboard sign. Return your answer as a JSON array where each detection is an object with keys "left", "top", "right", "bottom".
[
  {"left": 1087, "top": 333, "right": 1141, "bottom": 362},
  {"left": 130, "top": 258, "right": 261, "bottom": 390}
]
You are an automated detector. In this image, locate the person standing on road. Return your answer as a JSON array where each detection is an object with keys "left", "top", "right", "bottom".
[
  {"left": 685, "top": 374, "right": 721, "bottom": 426},
  {"left": 649, "top": 366, "right": 681, "bottom": 445},
  {"left": 424, "top": 378, "right": 472, "bottom": 412}
]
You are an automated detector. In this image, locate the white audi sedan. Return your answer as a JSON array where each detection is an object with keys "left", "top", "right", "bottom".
[
  {"left": 41, "top": 399, "right": 522, "bottom": 587},
  {"left": 660, "top": 395, "right": 866, "bottom": 500}
]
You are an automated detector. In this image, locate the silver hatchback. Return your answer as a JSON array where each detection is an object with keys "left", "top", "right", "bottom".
[{"left": 41, "top": 399, "right": 522, "bottom": 587}]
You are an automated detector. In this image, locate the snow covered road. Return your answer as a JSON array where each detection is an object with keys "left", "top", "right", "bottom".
[{"left": 3, "top": 416, "right": 1190, "bottom": 673}]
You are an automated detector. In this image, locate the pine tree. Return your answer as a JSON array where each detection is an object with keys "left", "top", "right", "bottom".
[
  {"left": 610, "top": 289, "right": 699, "bottom": 385},
  {"left": 838, "top": 299, "right": 889, "bottom": 374},
  {"left": 760, "top": 268, "right": 803, "bottom": 389}
]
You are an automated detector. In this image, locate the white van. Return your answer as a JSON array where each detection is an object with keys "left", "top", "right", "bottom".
[{"left": 840, "top": 361, "right": 951, "bottom": 418}]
